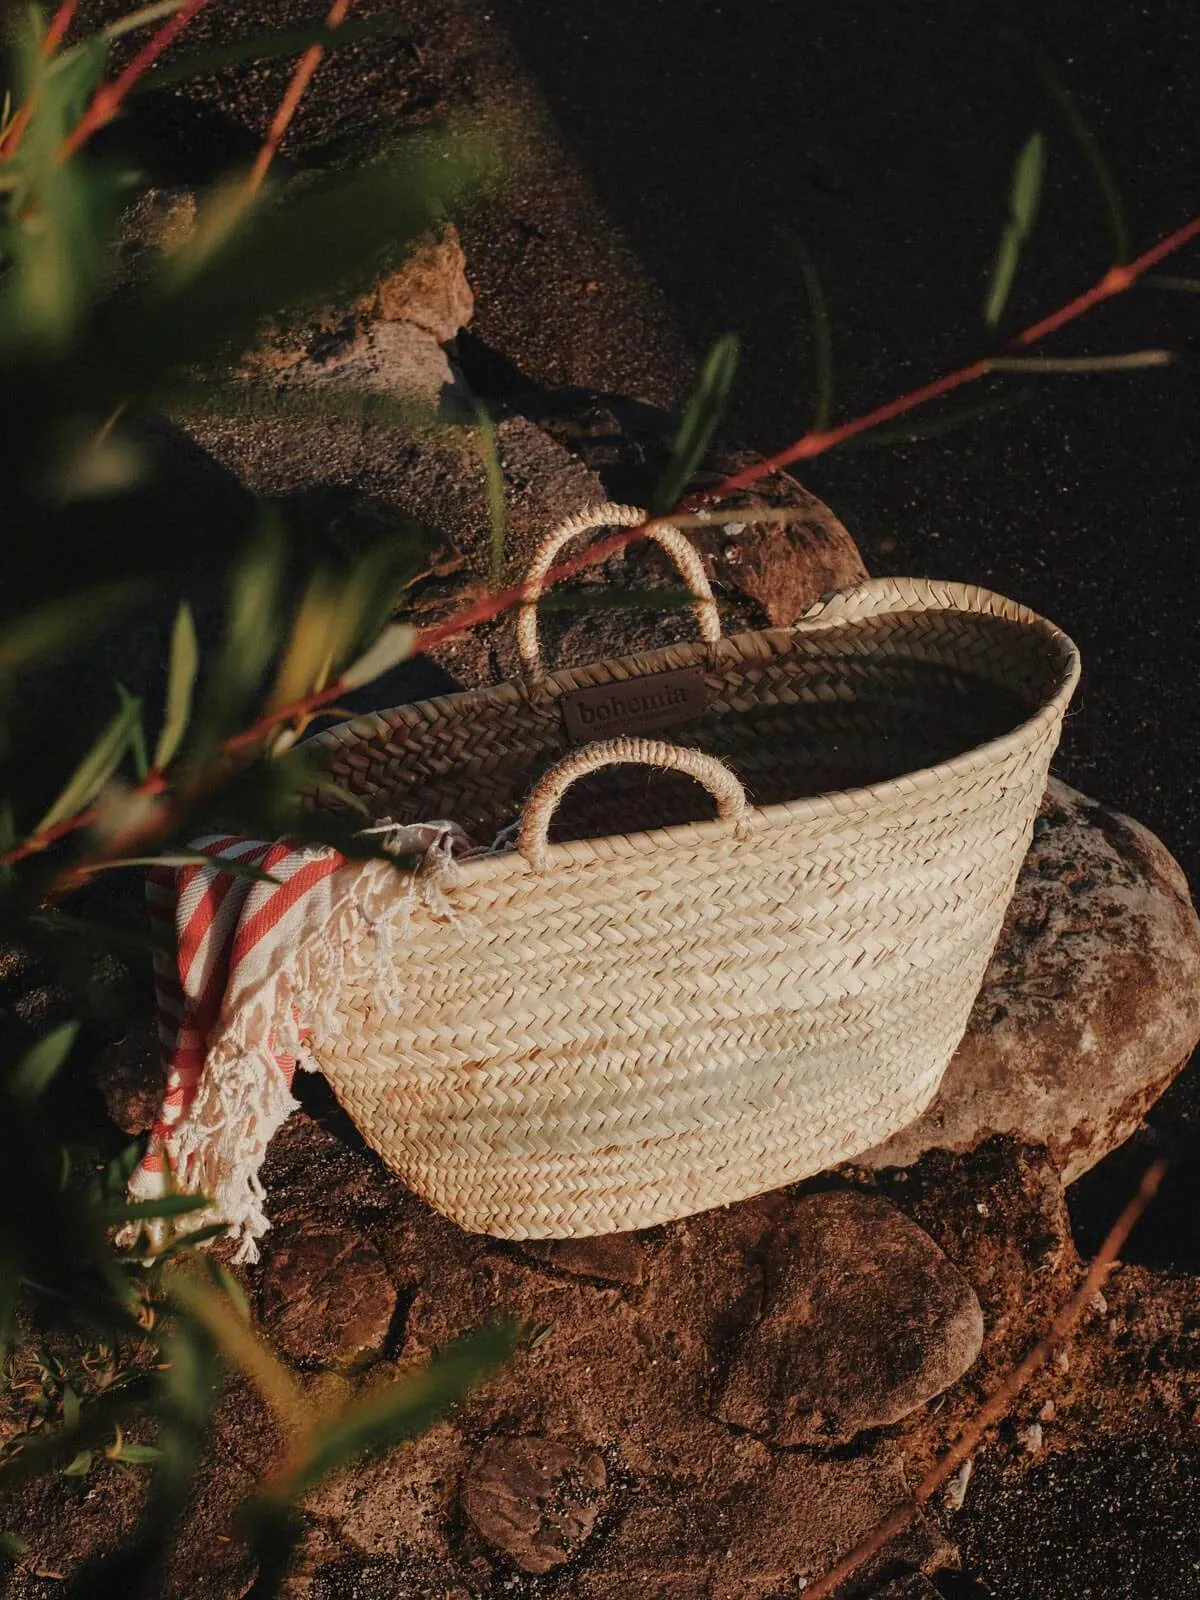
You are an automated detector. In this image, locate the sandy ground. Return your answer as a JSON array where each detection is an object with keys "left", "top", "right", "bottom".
[{"left": 25, "top": 3, "right": 1200, "bottom": 1593}]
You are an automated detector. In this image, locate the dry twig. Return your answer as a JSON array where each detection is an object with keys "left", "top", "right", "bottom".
[{"left": 801, "top": 1157, "right": 1169, "bottom": 1600}]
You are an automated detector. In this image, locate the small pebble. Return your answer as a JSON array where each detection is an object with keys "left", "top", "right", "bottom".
[
  {"left": 943, "top": 1459, "right": 972, "bottom": 1511},
  {"left": 1091, "top": 1290, "right": 1108, "bottom": 1315},
  {"left": 1039, "top": 1400, "right": 1057, "bottom": 1421},
  {"left": 1053, "top": 1348, "right": 1070, "bottom": 1374},
  {"left": 1018, "top": 1422, "right": 1044, "bottom": 1454}
]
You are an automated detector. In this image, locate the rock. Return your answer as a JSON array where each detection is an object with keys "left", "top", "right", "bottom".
[
  {"left": 372, "top": 222, "right": 474, "bottom": 342},
  {"left": 521, "top": 388, "right": 868, "bottom": 625},
  {"left": 117, "top": 186, "right": 198, "bottom": 268},
  {"left": 180, "top": 383, "right": 866, "bottom": 707},
  {"left": 257, "top": 1226, "right": 396, "bottom": 1365},
  {"left": 462, "top": 1435, "right": 608, "bottom": 1574},
  {"left": 863, "top": 780, "right": 1200, "bottom": 1182},
  {"left": 866, "top": 1141, "right": 1075, "bottom": 1379},
  {"left": 519, "top": 1234, "right": 644, "bottom": 1285},
  {"left": 232, "top": 221, "right": 472, "bottom": 405},
  {"left": 278, "top": 320, "right": 461, "bottom": 408},
  {"left": 715, "top": 1190, "right": 984, "bottom": 1446}
]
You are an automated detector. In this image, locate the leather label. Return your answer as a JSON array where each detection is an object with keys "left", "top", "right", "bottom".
[{"left": 561, "top": 665, "right": 708, "bottom": 744}]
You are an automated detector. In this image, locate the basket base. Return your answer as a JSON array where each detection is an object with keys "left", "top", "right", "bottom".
[{"left": 371, "top": 1068, "right": 947, "bottom": 1239}]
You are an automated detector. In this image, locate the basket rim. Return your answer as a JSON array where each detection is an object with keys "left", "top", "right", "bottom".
[{"left": 309, "top": 576, "right": 1081, "bottom": 881}]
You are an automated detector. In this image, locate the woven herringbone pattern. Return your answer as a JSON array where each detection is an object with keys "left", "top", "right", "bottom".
[{"left": 306, "top": 568, "right": 1079, "bottom": 1239}]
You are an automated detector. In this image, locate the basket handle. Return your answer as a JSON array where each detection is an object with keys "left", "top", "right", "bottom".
[
  {"left": 516, "top": 502, "right": 722, "bottom": 682},
  {"left": 519, "top": 736, "right": 748, "bottom": 873}
]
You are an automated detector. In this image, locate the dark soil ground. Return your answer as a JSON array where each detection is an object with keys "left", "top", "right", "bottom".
[{"left": 10, "top": 2, "right": 1200, "bottom": 1595}]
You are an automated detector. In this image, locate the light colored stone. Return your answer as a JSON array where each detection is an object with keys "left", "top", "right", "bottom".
[
  {"left": 373, "top": 222, "right": 474, "bottom": 341},
  {"left": 862, "top": 780, "right": 1200, "bottom": 1182},
  {"left": 283, "top": 319, "right": 461, "bottom": 407}
]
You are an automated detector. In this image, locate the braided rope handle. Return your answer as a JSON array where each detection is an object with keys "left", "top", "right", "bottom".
[
  {"left": 519, "top": 736, "right": 748, "bottom": 873},
  {"left": 516, "top": 502, "right": 722, "bottom": 681}
]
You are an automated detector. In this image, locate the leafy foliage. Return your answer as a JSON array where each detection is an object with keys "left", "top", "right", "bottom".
[
  {"left": 0, "top": 5, "right": 511, "bottom": 1592},
  {"left": 983, "top": 130, "right": 1046, "bottom": 330},
  {"left": 652, "top": 332, "right": 740, "bottom": 512}
]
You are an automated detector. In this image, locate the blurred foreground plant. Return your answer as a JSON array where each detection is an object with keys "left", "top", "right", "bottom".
[{"left": 0, "top": 3, "right": 514, "bottom": 1590}]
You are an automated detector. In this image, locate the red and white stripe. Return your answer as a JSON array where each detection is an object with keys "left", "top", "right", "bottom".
[
  {"left": 128, "top": 821, "right": 470, "bottom": 1260},
  {"left": 136, "top": 836, "right": 343, "bottom": 1188}
]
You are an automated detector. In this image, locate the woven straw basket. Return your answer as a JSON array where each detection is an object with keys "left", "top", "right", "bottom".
[{"left": 306, "top": 504, "right": 1080, "bottom": 1238}]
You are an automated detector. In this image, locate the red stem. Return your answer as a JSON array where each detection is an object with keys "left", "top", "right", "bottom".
[
  {"left": 0, "top": 0, "right": 78, "bottom": 161},
  {"left": 2, "top": 208, "right": 1197, "bottom": 873},
  {"left": 244, "top": 0, "right": 354, "bottom": 197},
  {"left": 59, "top": 0, "right": 212, "bottom": 161},
  {"left": 41, "top": 0, "right": 78, "bottom": 56}
]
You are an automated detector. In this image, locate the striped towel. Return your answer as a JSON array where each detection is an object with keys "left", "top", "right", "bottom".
[{"left": 128, "top": 821, "right": 469, "bottom": 1261}]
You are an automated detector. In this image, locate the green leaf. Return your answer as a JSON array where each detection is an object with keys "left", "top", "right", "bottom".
[
  {"left": 62, "top": 1385, "right": 81, "bottom": 1430},
  {"left": 85, "top": 852, "right": 282, "bottom": 884},
  {"left": 36, "top": 696, "right": 142, "bottom": 832},
  {"left": 0, "top": 34, "right": 116, "bottom": 353},
  {"left": 115, "top": 685, "right": 151, "bottom": 782},
  {"left": 157, "top": 1318, "right": 221, "bottom": 1432},
  {"left": 839, "top": 387, "right": 1034, "bottom": 450},
  {"left": 100, "top": 1140, "right": 146, "bottom": 1200},
  {"left": 0, "top": 1533, "right": 28, "bottom": 1564},
  {"left": 984, "top": 132, "right": 1046, "bottom": 330},
  {"left": 474, "top": 401, "right": 508, "bottom": 588},
  {"left": 135, "top": 17, "right": 410, "bottom": 92},
  {"left": 188, "top": 517, "right": 284, "bottom": 760},
  {"left": 0, "top": 1253, "right": 21, "bottom": 1364},
  {"left": 0, "top": 1380, "right": 158, "bottom": 1492},
  {"left": 169, "top": 1275, "right": 302, "bottom": 1428},
  {"left": 29, "top": 910, "right": 166, "bottom": 960},
  {"left": 154, "top": 603, "right": 199, "bottom": 770},
  {"left": 141, "top": 1221, "right": 228, "bottom": 1262},
  {"left": 282, "top": 1322, "right": 519, "bottom": 1497},
  {"left": 1016, "top": 35, "right": 1130, "bottom": 265},
  {"left": 9, "top": 1021, "right": 79, "bottom": 1101},
  {"left": 780, "top": 229, "right": 834, "bottom": 432},
  {"left": 988, "top": 350, "right": 1175, "bottom": 373},
  {"left": 0, "top": 802, "right": 15, "bottom": 857},
  {"left": 108, "top": 1441, "right": 162, "bottom": 1465},
  {"left": 168, "top": 378, "right": 437, "bottom": 435},
  {"left": 62, "top": 1450, "right": 93, "bottom": 1477},
  {"left": 652, "top": 333, "right": 740, "bottom": 512},
  {"left": 0, "top": 584, "right": 144, "bottom": 676},
  {"left": 104, "top": 0, "right": 188, "bottom": 40},
  {"left": 95, "top": 1195, "right": 210, "bottom": 1226},
  {"left": 203, "top": 1258, "right": 250, "bottom": 1322},
  {"left": 339, "top": 623, "right": 419, "bottom": 691}
]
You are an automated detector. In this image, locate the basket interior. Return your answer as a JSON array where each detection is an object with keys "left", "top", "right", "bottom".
[{"left": 314, "top": 607, "right": 1062, "bottom": 849}]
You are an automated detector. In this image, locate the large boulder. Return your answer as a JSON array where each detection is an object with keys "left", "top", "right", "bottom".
[{"left": 863, "top": 780, "right": 1200, "bottom": 1182}]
